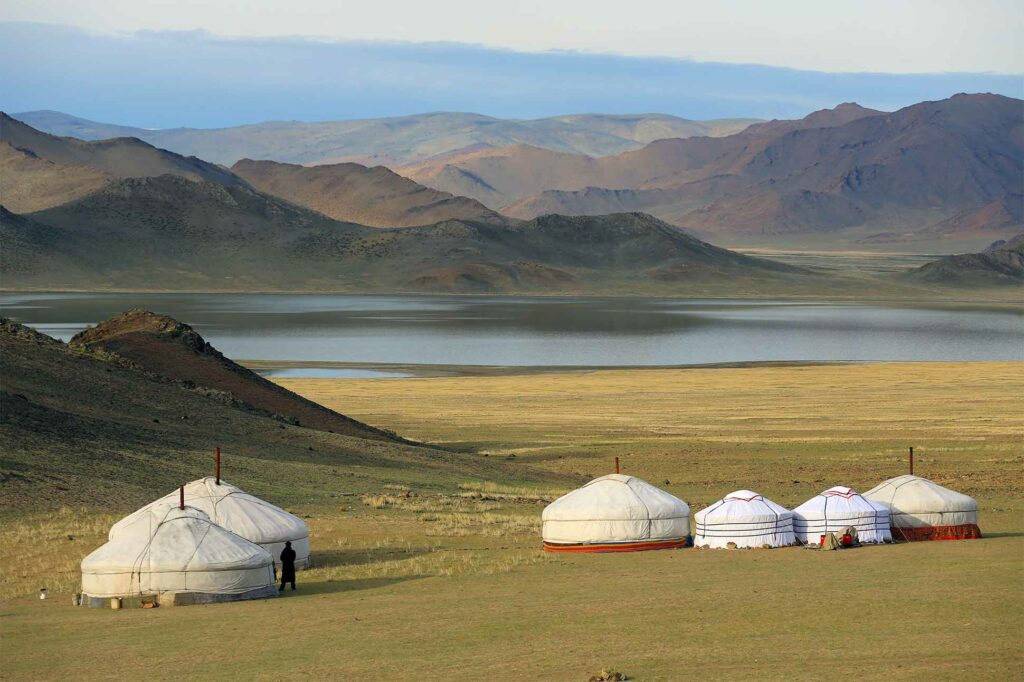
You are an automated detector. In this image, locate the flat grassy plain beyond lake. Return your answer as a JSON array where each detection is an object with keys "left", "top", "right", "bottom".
[{"left": 2, "top": 362, "right": 1023, "bottom": 680}]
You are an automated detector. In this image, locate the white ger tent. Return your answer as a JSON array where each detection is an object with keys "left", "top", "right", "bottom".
[
  {"left": 792, "top": 486, "right": 893, "bottom": 544},
  {"left": 110, "top": 478, "right": 310, "bottom": 567},
  {"left": 542, "top": 474, "right": 690, "bottom": 552},
  {"left": 694, "top": 490, "right": 796, "bottom": 549},
  {"left": 864, "top": 475, "right": 981, "bottom": 541},
  {"left": 82, "top": 505, "right": 276, "bottom": 603}
]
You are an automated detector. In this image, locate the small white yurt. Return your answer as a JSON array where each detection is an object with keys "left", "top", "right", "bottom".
[
  {"left": 792, "top": 486, "right": 893, "bottom": 544},
  {"left": 694, "top": 490, "right": 796, "bottom": 549},
  {"left": 542, "top": 474, "right": 690, "bottom": 552},
  {"left": 863, "top": 475, "right": 981, "bottom": 541},
  {"left": 110, "top": 478, "right": 310, "bottom": 567},
  {"left": 82, "top": 505, "right": 276, "bottom": 604}
]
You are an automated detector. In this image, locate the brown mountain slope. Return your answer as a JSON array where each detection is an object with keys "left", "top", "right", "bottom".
[
  {"left": 399, "top": 103, "right": 883, "bottom": 209},
  {"left": 458, "top": 94, "right": 1023, "bottom": 246},
  {"left": 0, "top": 142, "right": 109, "bottom": 213},
  {"left": 68, "top": 311, "right": 401, "bottom": 441},
  {"left": 232, "top": 158, "right": 507, "bottom": 227},
  {"left": 0, "top": 112, "right": 246, "bottom": 210}
]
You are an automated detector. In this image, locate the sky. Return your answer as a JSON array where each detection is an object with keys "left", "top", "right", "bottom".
[{"left": 1, "top": 1, "right": 1021, "bottom": 128}]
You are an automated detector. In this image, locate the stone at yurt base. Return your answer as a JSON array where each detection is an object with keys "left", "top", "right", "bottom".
[
  {"left": 542, "top": 474, "right": 690, "bottom": 552},
  {"left": 792, "top": 486, "right": 893, "bottom": 544},
  {"left": 81, "top": 505, "right": 277, "bottom": 607},
  {"left": 693, "top": 490, "right": 796, "bottom": 549},
  {"left": 109, "top": 477, "right": 310, "bottom": 567},
  {"left": 864, "top": 474, "right": 981, "bottom": 541}
]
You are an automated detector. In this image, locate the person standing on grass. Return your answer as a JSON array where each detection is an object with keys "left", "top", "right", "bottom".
[{"left": 279, "top": 541, "right": 297, "bottom": 592}]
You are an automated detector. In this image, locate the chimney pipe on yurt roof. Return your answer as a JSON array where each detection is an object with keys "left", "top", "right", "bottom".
[
  {"left": 909, "top": 446, "right": 914, "bottom": 476},
  {"left": 216, "top": 447, "right": 221, "bottom": 485},
  {"left": 614, "top": 457, "right": 620, "bottom": 475},
  {"left": 179, "top": 485, "right": 185, "bottom": 510}
]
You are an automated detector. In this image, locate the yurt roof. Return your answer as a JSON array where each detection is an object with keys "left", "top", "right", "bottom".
[
  {"left": 84, "top": 505, "right": 271, "bottom": 574},
  {"left": 794, "top": 486, "right": 877, "bottom": 513},
  {"left": 542, "top": 474, "right": 689, "bottom": 522},
  {"left": 110, "top": 478, "right": 307, "bottom": 545},
  {"left": 863, "top": 475, "right": 977, "bottom": 513},
  {"left": 696, "top": 490, "right": 792, "bottom": 520}
]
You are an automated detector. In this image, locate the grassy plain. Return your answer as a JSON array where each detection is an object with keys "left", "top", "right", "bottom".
[{"left": 2, "top": 362, "right": 1022, "bottom": 680}]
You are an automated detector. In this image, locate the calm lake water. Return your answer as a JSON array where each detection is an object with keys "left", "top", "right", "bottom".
[{"left": 2, "top": 294, "right": 1021, "bottom": 374}]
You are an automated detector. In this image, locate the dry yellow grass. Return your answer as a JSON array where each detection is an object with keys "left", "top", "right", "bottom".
[
  {"left": 280, "top": 362, "right": 1024, "bottom": 509},
  {"left": 3, "top": 362, "right": 1022, "bottom": 680}
]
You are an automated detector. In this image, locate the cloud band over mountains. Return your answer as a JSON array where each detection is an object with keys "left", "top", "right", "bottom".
[{"left": 2, "top": 22, "right": 1022, "bottom": 128}]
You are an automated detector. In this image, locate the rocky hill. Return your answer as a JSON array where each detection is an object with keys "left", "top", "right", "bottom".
[
  {"left": 902, "top": 234, "right": 1024, "bottom": 287},
  {"left": 69, "top": 310, "right": 399, "bottom": 440},
  {"left": 0, "top": 317, "right": 551, "bottom": 511}
]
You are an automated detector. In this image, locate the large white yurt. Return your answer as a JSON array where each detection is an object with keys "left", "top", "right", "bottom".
[
  {"left": 863, "top": 475, "right": 981, "bottom": 541},
  {"left": 792, "top": 486, "right": 893, "bottom": 544},
  {"left": 110, "top": 478, "right": 310, "bottom": 567},
  {"left": 82, "top": 505, "right": 277, "bottom": 605},
  {"left": 542, "top": 474, "right": 690, "bottom": 552},
  {"left": 694, "top": 490, "right": 796, "bottom": 549}
]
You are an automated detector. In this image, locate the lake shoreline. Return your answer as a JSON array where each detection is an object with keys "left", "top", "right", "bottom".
[{"left": 242, "top": 358, "right": 1023, "bottom": 379}]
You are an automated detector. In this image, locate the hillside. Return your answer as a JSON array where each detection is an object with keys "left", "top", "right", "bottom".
[
  {"left": 12, "top": 110, "right": 760, "bottom": 166},
  {"left": 902, "top": 234, "right": 1024, "bottom": 287},
  {"left": 68, "top": 310, "right": 399, "bottom": 441},
  {"left": 232, "top": 158, "right": 507, "bottom": 227},
  {"left": 405, "top": 95, "right": 1023, "bottom": 247},
  {"left": 0, "top": 318, "right": 553, "bottom": 512},
  {"left": 2, "top": 174, "right": 832, "bottom": 294},
  {"left": 0, "top": 112, "right": 246, "bottom": 211}
]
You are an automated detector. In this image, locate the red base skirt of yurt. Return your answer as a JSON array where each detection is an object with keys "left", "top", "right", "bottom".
[
  {"left": 543, "top": 538, "right": 688, "bottom": 553},
  {"left": 893, "top": 524, "right": 982, "bottom": 541}
]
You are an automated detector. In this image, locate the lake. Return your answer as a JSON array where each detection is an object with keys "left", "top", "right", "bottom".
[{"left": 2, "top": 293, "right": 1021, "bottom": 375}]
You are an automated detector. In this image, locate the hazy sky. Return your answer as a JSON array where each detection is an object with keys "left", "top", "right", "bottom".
[
  {"left": 1, "top": 3, "right": 1021, "bottom": 127},
  {"left": 3, "top": 0, "right": 1021, "bottom": 74}
]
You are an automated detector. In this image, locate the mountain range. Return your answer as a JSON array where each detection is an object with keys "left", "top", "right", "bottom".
[
  {"left": 11, "top": 110, "right": 759, "bottom": 167},
  {"left": 1, "top": 96, "right": 1021, "bottom": 294},
  {"left": 399, "top": 95, "right": 1024, "bottom": 247},
  {"left": 2, "top": 172, "right": 818, "bottom": 293}
]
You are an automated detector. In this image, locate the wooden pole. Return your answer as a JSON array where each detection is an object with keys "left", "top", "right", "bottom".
[
  {"left": 909, "top": 447, "right": 914, "bottom": 476},
  {"left": 216, "top": 447, "right": 221, "bottom": 485},
  {"left": 615, "top": 457, "right": 620, "bottom": 474},
  {"left": 179, "top": 485, "right": 185, "bottom": 510}
]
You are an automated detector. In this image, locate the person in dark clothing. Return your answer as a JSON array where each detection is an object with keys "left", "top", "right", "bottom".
[{"left": 279, "top": 541, "right": 297, "bottom": 591}]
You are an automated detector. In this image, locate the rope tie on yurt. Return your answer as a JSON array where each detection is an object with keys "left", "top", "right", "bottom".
[
  {"left": 759, "top": 498, "right": 782, "bottom": 543},
  {"left": 626, "top": 481, "right": 655, "bottom": 540}
]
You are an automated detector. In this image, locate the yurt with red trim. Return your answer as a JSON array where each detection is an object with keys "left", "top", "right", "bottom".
[
  {"left": 863, "top": 475, "right": 981, "bottom": 541},
  {"left": 792, "top": 486, "right": 893, "bottom": 544},
  {"left": 694, "top": 490, "right": 796, "bottom": 549},
  {"left": 542, "top": 474, "right": 690, "bottom": 552}
]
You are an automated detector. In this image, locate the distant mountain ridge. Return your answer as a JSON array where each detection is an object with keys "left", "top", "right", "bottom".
[
  {"left": 1, "top": 113, "right": 511, "bottom": 227},
  {"left": 10, "top": 110, "right": 760, "bottom": 167},
  {"left": 403, "top": 94, "right": 1024, "bottom": 246}
]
